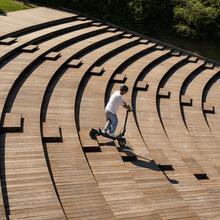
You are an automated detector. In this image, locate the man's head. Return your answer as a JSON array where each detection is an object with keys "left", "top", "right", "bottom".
[{"left": 120, "top": 84, "right": 128, "bottom": 95}]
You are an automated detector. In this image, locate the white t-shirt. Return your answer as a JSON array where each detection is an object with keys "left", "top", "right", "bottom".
[{"left": 105, "top": 91, "right": 124, "bottom": 114}]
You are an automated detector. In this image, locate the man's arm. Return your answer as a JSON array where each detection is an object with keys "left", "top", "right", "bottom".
[{"left": 122, "top": 101, "right": 132, "bottom": 111}]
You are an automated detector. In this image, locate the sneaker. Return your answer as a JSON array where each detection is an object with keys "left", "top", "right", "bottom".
[
  {"left": 108, "top": 132, "right": 116, "bottom": 137},
  {"left": 102, "top": 129, "right": 108, "bottom": 134}
]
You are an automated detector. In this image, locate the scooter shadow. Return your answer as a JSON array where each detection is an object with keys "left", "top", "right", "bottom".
[
  {"left": 98, "top": 141, "right": 179, "bottom": 184},
  {"left": 119, "top": 145, "right": 160, "bottom": 172},
  {"left": 119, "top": 145, "right": 179, "bottom": 184}
]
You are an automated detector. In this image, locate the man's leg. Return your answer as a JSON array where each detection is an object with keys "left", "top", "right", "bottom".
[
  {"left": 110, "top": 113, "right": 118, "bottom": 134},
  {"left": 104, "top": 111, "right": 112, "bottom": 133}
]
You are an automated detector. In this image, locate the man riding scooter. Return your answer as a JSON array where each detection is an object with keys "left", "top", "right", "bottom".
[
  {"left": 103, "top": 84, "right": 132, "bottom": 137},
  {"left": 89, "top": 84, "right": 132, "bottom": 146}
]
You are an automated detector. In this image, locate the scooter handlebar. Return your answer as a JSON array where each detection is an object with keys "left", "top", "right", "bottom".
[{"left": 126, "top": 105, "right": 133, "bottom": 112}]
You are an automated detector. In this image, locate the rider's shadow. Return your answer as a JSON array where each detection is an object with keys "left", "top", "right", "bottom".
[
  {"left": 99, "top": 141, "right": 179, "bottom": 184},
  {"left": 118, "top": 145, "right": 160, "bottom": 171},
  {"left": 118, "top": 145, "right": 179, "bottom": 184}
]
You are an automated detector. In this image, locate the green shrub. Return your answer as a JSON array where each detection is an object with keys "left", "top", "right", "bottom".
[
  {"left": 173, "top": 0, "right": 220, "bottom": 39},
  {"left": 128, "top": 0, "right": 174, "bottom": 33}
]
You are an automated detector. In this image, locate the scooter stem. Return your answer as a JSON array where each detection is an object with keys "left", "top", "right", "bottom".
[{"left": 122, "top": 109, "right": 130, "bottom": 134}]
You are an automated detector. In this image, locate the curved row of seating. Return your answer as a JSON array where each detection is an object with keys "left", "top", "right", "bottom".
[
  {"left": 205, "top": 77, "right": 220, "bottom": 141},
  {"left": 0, "top": 6, "right": 220, "bottom": 220}
]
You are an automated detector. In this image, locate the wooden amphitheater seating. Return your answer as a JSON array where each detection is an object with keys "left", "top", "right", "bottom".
[
  {"left": 0, "top": 7, "right": 77, "bottom": 37},
  {"left": 156, "top": 60, "right": 220, "bottom": 218},
  {"left": 0, "top": 23, "right": 113, "bottom": 118},
  {"left": 2, "top": 112, "right": 23, "bottom": 132},
  {"left": 181, "top": 95, "right": 193, "bottom": 106},
  {"left": 204, "top": 76, "right": 220, "bottom": 140},
  {"left": 112, "top": 53, "right": 201, "bottom": 219},
  {"left": 0, "top": 18, "right": 95, "bottom": 59},
  {"left": 1, "top": 6, "right": 220, "bottom": 220},
  {"left": 0, "top": 13, "right": 118, "bottom": 218},
  {"left": 2, "top": 27, "right": 129, "bottom": 218},
  {"left": 39, "top": 31, "right": 145, "bottom": 219},
  {"left": 203, "top": 102, "right": 215, "bottom": 113},
  {"left": 182, "top": 67, "right": 220, "bottom": 166},
  {"left": 44, "top": 37, "right": 158, "bottom": 219},
  {"left": 78, "top": 43, "right": 167, "bottom": 219},
  {"left": 134, "top": 55, "right": 220, "bottom": 218},
  {"left": 79, "top": 43, "right": 156, "bottom": 145},
  {"left": 43, "top": 70, "right": 116, "bottom": 219},
  {"left": 78, "top": 42, "right": 203, "bottom": 218}
]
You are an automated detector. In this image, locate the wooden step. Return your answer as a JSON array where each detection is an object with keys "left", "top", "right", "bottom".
[
  {"left": 112, "top": 74, "right": 127, "bottom": 83},
  {"left": 2, "top": 113, "right": 23, "bottom": 132},
  {"left": 67, "top": 59, "right": 83, "bottom": 68},
  {"left": 171, "top": 50, "right": 181, "bottom": 56},
  {"left": 188, "top": 56, "right": 198, "bottom": 63},
  {"left": 107, "top": 28, "right": 118, "bottom": 32},
  {"left": 203, "top": 102, "right": 215, "bottom": 113},
  {"left": 135, "top": 81, "right": 149, "bottom": 91},
  {"left": 0, "top": 37, "right": 17, "bottom": 45},
  {"left": 43, "top": 122, "right": 63, "bottom": 143},
  {"left": 21, "top": 45, "right": 39, "bottom": 53},
  {"left": 122, "top": 33, "right": 134, "bottom": 38},
  {"left": 155, "top": 45, "right": 165, "bottom": 50},
  {"left": 138, "top": 39, "right": 149, "bottom": 44},
  {"left": 117, "top": 143, "right": 137, "bottom": 162},
  {"left": 181, "top": 95, "right": 193, "bottom": 106},
  {"left": 82, "top": 138, "right": 101, "bottom": 153},
  {"left": 158, "top": 88, "right": 171, "bottom": 98},
  {"left": 150, "top": 149, "right": 174, "bottom": 171},
  {"left": 89, "top": 66, "right": 105, "bottom": 76},
  {"left": 92, "top": 22, "right": 103, "bottom": 27},
  {"left": 44, "top": 52, "right": 61, "bottom": 60},
  {"left": 205, "top": 62, "right": 215, "bottom": 69},
  {"left": 77, "top": 16, "right": 87, "bottom": 21}
]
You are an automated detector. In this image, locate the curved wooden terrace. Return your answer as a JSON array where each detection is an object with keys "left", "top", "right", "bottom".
[{"left": 0, "top": 7, "right": 220, "bottom": 220}]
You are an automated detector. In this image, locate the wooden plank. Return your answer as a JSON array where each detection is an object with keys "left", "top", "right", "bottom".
[
  {"left": 136, "top": 81, "right": 149, "bottom": 91},
  {"left": 205, "top": 62, "right": 215, "bottom": 69},
  {"left": 67, "top": 59, "right": 83, "bottom": 68},
  {"left": 43, "top": 122, "right": 63, "bottom": 143},
  {"left": 181, "top": 95, "right": 193, "bottom": 106},
  {"left": 107, "top": 28, "right": 118, "bottom": 33},
  {"left": 44, "top": 52, "right": 61, "bottom": 60},
  {"left": 21, "top": 45, "right": 39, "bottom": 53},
  {"left": 92, "top": 22, "right": 103, "bottom": 27},
  {"left": 112, "top": 74, "right": 127, "bottom": 83},
  {"left": 171, "top": 50, "right": 181, "bottom": 56},
  {"left": 158, "top": 88, "right": 170, "bottom": 98},
  {"left": 203, "top": 102, "right": 215, "bottom": 113},
  {"left": 138, "top": 39, "right": 149, "bottom": 44},
  {"left": 155, "top": 45, "right": 165, "bottom": 50},
  {"left": 89, "top": 66, "right": 105, "bottom": 76},
  {"left": 2, "top": 113, "right": 23, "bottom": 132},
  {"left": 122, "top": 33, "right": 134, "bottom": 38},
  {"left": 188, "top": 56, "right": 198, "bottom": 63},
  {"left": 0, "top": 37, "right": 17, "bottom": 45}
]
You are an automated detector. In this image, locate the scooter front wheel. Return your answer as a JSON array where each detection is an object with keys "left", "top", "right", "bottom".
[
  {"left": 89, "top": 128, "right": 99, "bottom": 140},
  {"left": 118, "top": 137, "right": 126, "bottom": 147}
]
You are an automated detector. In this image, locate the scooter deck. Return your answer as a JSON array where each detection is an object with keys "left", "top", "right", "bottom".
[{"left": 98, "top": 129, "right": 117, "bottom": 140}]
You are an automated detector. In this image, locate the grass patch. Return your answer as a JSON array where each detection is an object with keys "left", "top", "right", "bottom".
[{"left": 0, "top": 0, "right": 36, "bottom": 13}]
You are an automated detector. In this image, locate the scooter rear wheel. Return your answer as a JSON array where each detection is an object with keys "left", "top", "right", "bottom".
[
  {"left": 118, "top": 137, "right": 126, "bottom": 147},
  {"left": 89, "top": 128, "right": 98, "bottom": 140}
]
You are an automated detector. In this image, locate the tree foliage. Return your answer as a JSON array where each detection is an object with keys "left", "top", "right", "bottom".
[
  {"left": 31, "top": 0, "right": 220, "bottom": 40},
  {"left": 173, "top": 0, "right": 220, "bottom": 39},
  {"left": 128, "top": 0, "right": 173, "bottom": 32}
]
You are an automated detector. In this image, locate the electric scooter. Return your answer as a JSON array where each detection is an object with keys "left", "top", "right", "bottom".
[{"left": 89, "top": 109, "right": 132, "bottom": 147}]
